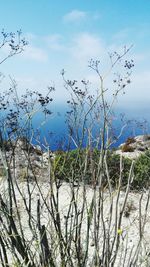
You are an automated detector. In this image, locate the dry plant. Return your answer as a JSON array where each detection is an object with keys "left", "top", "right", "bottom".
[{"left": 0, "top": 33, "right": 150, "bottom": 267}]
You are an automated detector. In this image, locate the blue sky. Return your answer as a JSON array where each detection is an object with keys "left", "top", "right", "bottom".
[{"left": 0, "top": 0, "right": 150, "bottom": 117}]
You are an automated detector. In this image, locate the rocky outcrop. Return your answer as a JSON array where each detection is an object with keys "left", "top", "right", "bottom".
[
  {"left": 1, "top": 135, "right": 150, "bottom": 180},
  {"left": 0, "top": 138, "right": 54, "bottom": 181},
  {"left": 116, "top": 135, "right": 150, "bottom": 159}
]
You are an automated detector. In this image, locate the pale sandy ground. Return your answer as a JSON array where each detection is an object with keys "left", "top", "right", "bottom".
[
  {"left": 115, "top": 149, "right": 143, "bottom": 159},
  {"left": 0, "top": 180, "right": 150, "bottom": 266}
]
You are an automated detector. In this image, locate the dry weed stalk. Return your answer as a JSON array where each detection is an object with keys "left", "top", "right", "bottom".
[{"left": 0, "top": 38, "right": 149, "bottom": 267}]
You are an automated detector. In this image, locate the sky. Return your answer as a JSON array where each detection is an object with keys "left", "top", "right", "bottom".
[{"left": 0, "top": 0, "right": 150, "bottom": 120}]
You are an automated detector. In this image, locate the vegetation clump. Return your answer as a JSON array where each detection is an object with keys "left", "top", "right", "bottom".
[
  {"left": 121, "top": 136, "right": 136, "bottom": 152},
  {"left": 125, "top": 137, "right": 136, "bottom": 145},
  {"left": 53, "top": 148, "right": 150, "bottom": 190},
  {"left": 134, "top": 150, "right": 150, "bottom": 189},
  {"left": 121, "top": 143, "right": 135, "bottom": 152}
]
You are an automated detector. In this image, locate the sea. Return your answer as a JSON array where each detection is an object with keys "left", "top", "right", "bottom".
[{"left": 31, "top": 104, "right": 150, "bottom": 151}]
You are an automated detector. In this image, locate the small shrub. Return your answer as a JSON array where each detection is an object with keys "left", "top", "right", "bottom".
[
  {"left": 126, "top": 137, "right": 136, "bottom": 145},
  {"left": 54, "top": 149, "right": 86, "bottom": 182},
  {"left": 121, "top": 144, "right": 135, "bottom": 152},
  {"left": 134, "top": 151, "right": 150, "bottom": 188},
  {"left": 107, "top": 152, "right": 132, "bottom": 187}
]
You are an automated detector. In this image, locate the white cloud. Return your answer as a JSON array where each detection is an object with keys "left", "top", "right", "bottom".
[
  {"left": 70, "top": 33, "right": 105, "bottom": 63},
  {"left": 45, "top": 34, "right": 65, "bottom": 51},
  {"left": 1, "top": 29, "right": 149, "bottom": 111},
  {"left": 114, "top": 70, "right": 150, "bottom": 109},
  {"left": 63, "top": 10, "right": 87, "bottom": 23},
  {"left": 22, "top": 45, "right": 48, "bottom": 62},
  {"left": 0, "top": 32, "right": 48, "bottom": 63}
]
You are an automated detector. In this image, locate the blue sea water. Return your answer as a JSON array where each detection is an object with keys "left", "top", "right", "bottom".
[
  {"left": 2, "top": 101, "right": 148, "bottom": 151},
  {"left": 31, "top": 104, "right": 150, "bottom": 151}
]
